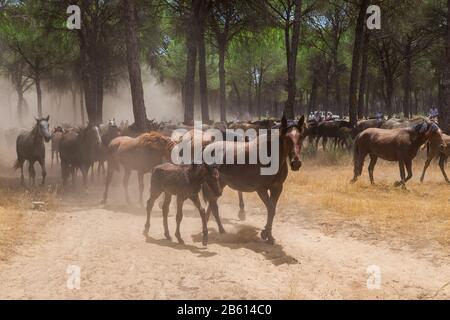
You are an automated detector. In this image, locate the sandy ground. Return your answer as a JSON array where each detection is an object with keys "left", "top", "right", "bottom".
[{"left": 1, "top": 175, "right": 450, "bottom": 300}]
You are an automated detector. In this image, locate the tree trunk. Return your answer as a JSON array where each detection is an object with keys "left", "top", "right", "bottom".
[
  {"left": 348, "top": 0, "right": 369, "bottom": 124},
  {"left": 80, "top": 85, "right": 85, "bottom": 126},
  {"left": 308, "top": 75, "right": 318, "bottom": 115},
  {"left": 385, "top": 76, "right": 394, "bottom": 117},
  {"left": 247, "top": 75, "right": 253, "bottom": 116},
  {"left": 122, "top": 0, "right": 148, "bottom": 132},
  {"left": 439, "top": 0, "right": 450, "bottom": 134},
  {"left": 35, "top": 72, "right": 43, "bottom": 118},
  {"left": 184, "top": 28, "right": 197, "bottom": 125},
  {"left": 194, "top": 0, "right": 210, "bottom": 122},
  {"left": 71, "top": 87, "right": 77, "bottom": 123},
  {"left": 358, "top": 29, "right": 369, "bottom": 119},
  {"left": 284, "top": 0, "right": 302, "bottom": 119},
  {"left": 403, "top": 38, "right": 412, "bottom": 119},
  {"left": 232, "top": 80, "right": 241, "bottom": 112},
  {"left": 218, "top": 39, "right": 227, "bottom": 122}
]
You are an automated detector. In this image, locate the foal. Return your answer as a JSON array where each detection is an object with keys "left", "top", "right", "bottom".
[{"left": 143, "top": 163, "right": 222, "bottom": 246}]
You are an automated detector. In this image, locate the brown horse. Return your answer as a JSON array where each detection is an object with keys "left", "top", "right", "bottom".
[
  {"left": 351, "top": 119, "right": 445, "bottom": 188},
  {"left": 51, "top": 126, "right": 64, "bottom": 166},
  {"left": 202, "top": 115, "right": 305, "bottom": 244},
  {"left": 143, "top": 163, "right": 222, "bottom": 246},
  {"left": 420, "top": 131, "right": 450, "bottom": 183},
  {"left": 14, "top": 116, "right": 52, "bottom": 186},
  {"left": 102, "top": 132, "right": 175, "bottom": 205},
  {"left": 59, "top": 124, "right": 102, "bottom": 187}
]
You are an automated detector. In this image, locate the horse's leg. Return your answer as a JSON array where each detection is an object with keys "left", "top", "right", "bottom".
[
  {"left": 51, "top": 151, "right": 54, "bottom": 167},
  {"left": 38, "top": 158, "right": 47, "bottom": 186},
  {"left": 258, "top": 186, "right": 283, "bottom": 244},
  {"left": 175, "top": 196, "right": 185, "bottom": 244},
  {"left": 190, "top": 194, "right": 208, "bottom": 246},
  {"left": 28, "top": 161, "right": 36, "bottom": 187},
  {"left": 404, "top": 159, "right": 413, "bottom": 182},
  {"left": 420, "top": 151, "right": 436, "bottom": 183},
  {"left": 143, "top": 189, "right": 162, "bottom": 236},
  {"left": 122, "top": 169, "right": 132, "bottom": 204},
  {"left": 137, "top": 171, "right": 145, "bottom": 207},
  {"left": 208, "top": 199, "right": 226, "bottom": 234},
  {"left": 81, "top": 165, "right": 89, "bottom": 188},
  {"left": 322, "top": 136, "right": 328, "bottom": 151},
  {"left": 368, "top": 155, "right": 378, "bottom": 185},
  {"left": 162, "top": 193, "right": 172, "bottom": 240},
  {"left": 102, "top": 162, "right": 114, "bottom": 204},
  {"left": 90, "top": 164, "right": 95, "bottom": 182},
  {"left": 19, "top": 160, "right": 25, "bottom": 187},
  {"left": 395, "top": 160, "right": 407, "bottom": 189},
  {"left": 238, "top": 191, "right": 246, "bottom": 221},
  {"left": 439, "top": 154, "right": 449, "bottom": 183}
]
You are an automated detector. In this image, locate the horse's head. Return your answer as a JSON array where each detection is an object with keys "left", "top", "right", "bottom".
[
  {"left": 414, "top": 119, "right": 441, "bottom": 144},
  {"left": 203, "top": 164, "right": 222, "bottom": 197},
  {"left": 84, "top": 123, "right": 102, "bottom": 148},
  {"left": 35, "top": 115, "right": 51, "bottom": 142},
  {"left": 280, "top": 115, "right": 305, "bottom": 171}
]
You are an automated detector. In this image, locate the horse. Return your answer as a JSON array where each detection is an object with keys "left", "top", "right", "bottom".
[
  {"left": 314, "top": 120, "right": 354, "bottom": 150},
  {"left": 59, "top": 124, "right": 102, "bottom": 187},
  {"left": 14, "top": 116, "right": 52, "bottom": 186},
  {"left": 93, "top": 120, "right": 121, "bottom": 179},
  {"left": 201, "top": 115, "right": 305, "bottom": 244},
  {"left": 143, "top": 163, "right": 222, "bottom": 246},
  {"left": 351, "top": 118, "right": 445, "bottom": 188},
  {"left": 174, "top": 128, "right": 249, "bottom": 221},
  {"left": 51, "top": 126, "right": 64, "bottom": 166},
  {"left": 420, "top": 131, "right": 450, "bottom": 183},
  {"left": 102, "top": 132, "right": 175, "bottom": 206}
]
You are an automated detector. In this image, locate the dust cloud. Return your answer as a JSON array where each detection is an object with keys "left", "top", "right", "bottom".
[{"left": 0, "top": 70, "right": 183, "bottom": 129}]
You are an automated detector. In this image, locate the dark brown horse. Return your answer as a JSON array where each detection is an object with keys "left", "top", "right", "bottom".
[
  {"left": 14, "top": 116, "right": 52, "bottom": 186},
  {"left": 59, "top": 124, "right": 102, "bottom": 187},
  {"left": 202, "top": 115, "right": 305, "bottom": 244},
  {"left": 102, "top": 132, "right": 175, "bottom": 205},
  {"left": 420, "top": 131, "right": 450, "bottom": 183},
  {"left": 51, "top": 126, "right": 64, "bottom": 166},
  {"left": 143, "top": 163, "right": 222, "bottom": 246},
  {"left": 351, "top": 119, "right": 445, "bottom": 188}
]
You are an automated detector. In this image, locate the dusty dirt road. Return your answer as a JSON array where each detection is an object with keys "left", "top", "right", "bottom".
[{"left": 1, "top": 179, "right": 450, "bottom": 300}]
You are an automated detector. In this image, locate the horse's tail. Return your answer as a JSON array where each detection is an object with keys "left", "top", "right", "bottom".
[
  {"left": 13, "top": 159, "right": 20, "bottom": 170},
  {"left": 353, "top": 133, "right": 361, "bottom": 167}
]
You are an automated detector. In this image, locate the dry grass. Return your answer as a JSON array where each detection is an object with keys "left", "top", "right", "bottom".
[
  {"left": 0, "top": 187, "right": 59, "bottom": 261},
  {"left": 280, "top": 149, "right": 450, "bottom": 248}
]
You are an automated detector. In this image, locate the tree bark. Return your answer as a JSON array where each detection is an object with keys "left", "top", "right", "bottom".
[
  {"left": 284, "top": 0, "right": 302, "bottom": 119},
  {"left": 194, "top": 0, "right": 210, "bottom": 122},
  {"left": 218, "top": 39, "right": 227, "bottom": 121},
  {"left": 35, "top": 72, "right": 43, "bottom": 118},
  {"left": 403, "top": 38, "right": 412, "bottom": 118},
  {"left": 439, "top": 0, "right": 450, "bottom": 134},
  {"left": 122, "top": 0, "right": 148, "bottom": 132},
  {"left": 348, "top": 0, "right": 369, "bottom": 124},
  {"left": 358, "top": 29, "right": 369, "bottom": 119},
  {"left": 184, "top": 27, "right": 197, "bottom": 125},
  {"left": 80, "top": 85, "right": 85, "bottom": 126}
]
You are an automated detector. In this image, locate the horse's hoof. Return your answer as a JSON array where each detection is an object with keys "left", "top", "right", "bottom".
[
  {"left": 238, "top": 210, "right": 246, "bottom": 221},
  {"left": 393, "top": 181, "right": 402, "bottom": 187},
  {"left": 267, "top": 237, "right": 275, "bottom": 245},
  {"left": 219, "top": 227, "right": 226, "bottom": 234},
  {"left": 165, "top": 234, "right": 172, "bottom": 241},
  {"left": 350, "top": 179, "right": 357, "bottom": 184},
  {"left": 177, "top": 238, "right": 185, "bottom": 245},
  {"left": 261, "top": 229, "right": 268, "bottom": 240},
  {"left": 202, "top": 238, "right": 208, "bottom": 246}
]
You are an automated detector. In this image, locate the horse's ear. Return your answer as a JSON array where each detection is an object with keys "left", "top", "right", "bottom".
[
  {"left": 34, "top": 117, "right": 39, "bottom": 122},
  {"left": 45, "top": 115, "right": 50, "bottom": 121},
  {"left": 297, "top": 115, "right": 305, "bottom": 129}
]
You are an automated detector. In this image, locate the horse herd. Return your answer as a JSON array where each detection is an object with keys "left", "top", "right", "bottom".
[{"left": 8, "top": 114, "right": 450, "bottom": 245}]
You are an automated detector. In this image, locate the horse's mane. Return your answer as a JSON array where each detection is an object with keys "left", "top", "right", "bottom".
[{"left": 136, "top": 132, "right": 175, "bottom": 152}]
